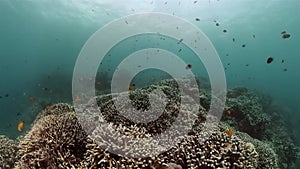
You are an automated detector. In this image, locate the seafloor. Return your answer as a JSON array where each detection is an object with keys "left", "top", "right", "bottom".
[{"left": 0, "top": 77, "right": 299, "bottom": 169}]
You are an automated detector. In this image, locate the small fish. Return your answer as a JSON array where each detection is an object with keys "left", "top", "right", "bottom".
[
  {"left": 223, "top": 29, "right": 227, "bottom": 33},
  {"left": 226, "top": 109, "right": 232, "bottom": 116},
  {"left": 177, "top": 38, "right": 183, "bottom": 44},
  {"left": 232, "top": 38, "right": 235, "bottom": 42},
  {"left": 185, "top": 64, "right": 192, "bottom": 70},
  {"left": 195, "top": 18, "right": 200, "bottom": 21},
  {"left": 18, "top": 121, "right": 24, "bottom": 132},
  {"left": 242, "top": 44, "right": 246, "bottom": 48},
  {"left": 137, "top": 65, "right": 141, "bottom": 68},
  {"left": 267, "top": 57, "right": 274, "bottom": 64},
  {"left": 282, "top": 33, "right": 291, "bottom": 39},
  {"left": 225, "top": 129, "right": 233, "bottom": 138},
  {"left": 29, "top": 97, "right": 37, "bottom": 101},
  {"left": 281, "top": 31, "right": 286, "bottom": 34},
  {"left": 128, "top": 86, "right": 134, "bottom": 91},
  {"left": 281, "top": 59, "right": 285, "bottom": 63},
  {"left": 45, "top": 105, "right": 53, "bottom": 111},
  {"left": 74, "top": 96, "right": 81, "bottom": 103}
]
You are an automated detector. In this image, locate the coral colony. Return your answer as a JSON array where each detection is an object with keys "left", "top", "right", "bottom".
[{"left": 1, "top": 78, "right": 299, "bottom": 168}]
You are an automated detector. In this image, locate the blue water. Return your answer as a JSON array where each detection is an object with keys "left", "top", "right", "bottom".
[{"left": 0, "top": 0, "right": 299, "bottom": 148}]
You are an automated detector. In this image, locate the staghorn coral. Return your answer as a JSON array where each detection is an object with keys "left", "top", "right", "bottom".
[
  {"left": 0, "top": 135, "right": 18, "bottom": 169},
  {"left": 16, "top": 112, "right": 87, "bottom": 169}
]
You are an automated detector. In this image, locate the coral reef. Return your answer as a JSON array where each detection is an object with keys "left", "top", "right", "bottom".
[
  {"left": 81, "top": 125, "right": 259, "bottom": 169},
  {"left": 234, "top": 130, "right": 279, "bottom": 169},
  {"left": 16, "top": 112, "right": 87, "bottom": 169},
  {"left": 13, "top": 78, "right": 293, "bottom": 168},
  {"left": 158, "top": 130, "right": 258, "bottom": 168},
  {"left": 225, "top": 88, "right": 271, "bottom": 139},
  {"left": 262, "top": 111, "right": 300, "bottom": 169},
  {"left": 224, "top": 87, "right": 299, "bottom": 168},
  {"left": 35, "top": 103, "right": 74, "bottom": 121},
  {"left": 0, "top": 135, "right": 18, "bottom": 169}
]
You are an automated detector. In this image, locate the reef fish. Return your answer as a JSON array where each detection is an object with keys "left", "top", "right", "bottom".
[
  {"left": 74, "top": 97, "right": 81, "bottom": 103},
  {"left": 18, "top": 121, "right": 24, "bottom": 132},
  {"left": 267, "top": 57, "right": 274, "bottom": 64},
  {"left": 282, "top": 33, "right": 291, "bottom": 39},
  {"left": 45, "top": 105, "right": 53, "bottom": 111},
  {"left": 226, "top": 109, "right": 232, "bottom": 116},
  {"left": 29, "top": 97, "right": 37, "bottom": 101},
  {"left": 225, "top": 129, "right": 233, "bottom": 138},
  {"left": 185, "top": 64, "right": 192, "bottom": 70},
  {"left": 128, "top": 86, "right": 134, "bottom": 91}
]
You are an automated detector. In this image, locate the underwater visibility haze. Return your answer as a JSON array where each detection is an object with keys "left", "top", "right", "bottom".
[{"left": 0, "top": 0, "right": 300, "bottom": 168}]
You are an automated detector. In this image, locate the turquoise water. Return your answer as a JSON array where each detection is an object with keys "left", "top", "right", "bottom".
[{"left": 0, "top": 0, "right": 299, "bottom": 157}]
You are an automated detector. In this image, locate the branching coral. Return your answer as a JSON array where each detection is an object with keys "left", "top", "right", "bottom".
[
  {"left": 16, "top": 112, "right": 87, "bottom": 169},
  {"left": 14, "top": 78, "right": 286, "bottom": 168},
  {"left": 0, "top": 135, "right": 18, "bottom": 169}
]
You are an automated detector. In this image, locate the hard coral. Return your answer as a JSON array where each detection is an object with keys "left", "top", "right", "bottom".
[
  {"left": 16, "top": 112, "right": 87, "bottom": 169},
  {"left": 13, "top": 78, "right": 286, "bottom": 168},
  {"left": 36, "top": 103, "right": 74, "bottom": 121},
  {"left": 81, "top": 122, "right": 165, "bottom": 168},
  {"left": 159, "top": 130, "right": 258, "bottom": 169},
  {"left": 0, "top": 135, "right": 18, "bottom": 169},
  {"left": 235, "top": 131, "right": 279, "bottom": 169}
]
